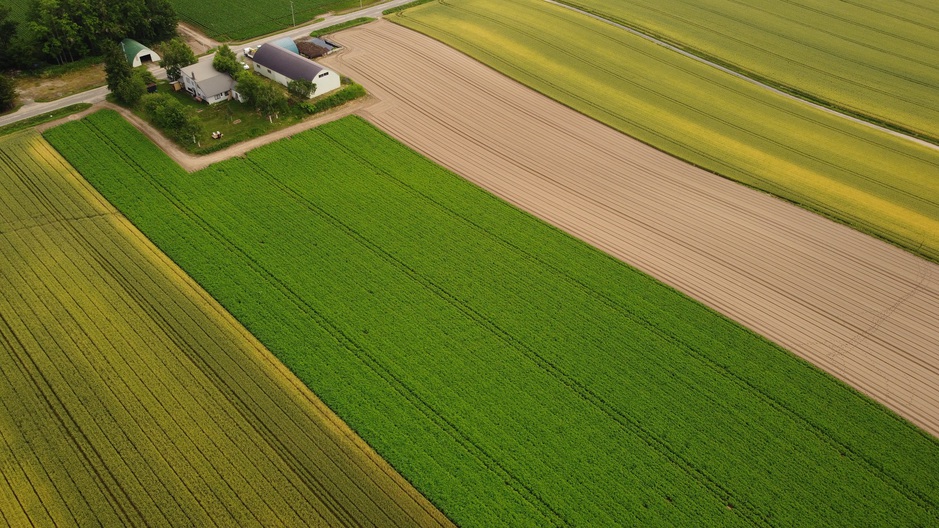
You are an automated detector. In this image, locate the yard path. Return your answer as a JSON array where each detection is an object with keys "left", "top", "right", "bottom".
[
  {"left": 37, "top": 96, "right": 378, "bottom": 172},
  {"left": 321, "top": 20, "right": 939, "bottom": 436}
]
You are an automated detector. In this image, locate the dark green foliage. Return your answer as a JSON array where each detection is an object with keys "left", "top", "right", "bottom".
[
  {"left": 0, "top": 103, "right": 90, "bottom": 135},
  {"left": 0, "top": 74, "right": 17, "bottom": 112},
  {"left": 287, "top": 78, "right": 315, "bottom": 99},
  {"left": 139, "top": 92, "right": 201, "bottom": 143},
  {"left": 159, "top": 38, "right": 196, "bottom": 81},
  {"left": 211, "top": 45, "right": 240, "bottom": 77},
  {"left": 308, "top": 17, "right": 374, "bottom": 38},
  {"left": 26, "top": 0, "right": 177, "bottom": 64},
  {"left": 47, "top": 111, "right": 939, "bottom": 527},
  {"left": 103, "top": 42, "right": 132, "bottom": 92},
  {"left": 298, "top": 82, "right": 365, "bottom": 114},
  {"left": 0, "top": 6, "right": 29, "bottom": 70},
  {"left": 234, "top": 72, "right": 286, "bottom": 116}
]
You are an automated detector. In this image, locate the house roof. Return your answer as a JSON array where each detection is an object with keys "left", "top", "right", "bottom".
[
  {"left": 252, "top": 43, "right": 328, "bottom": 82},
  {"left": 180, "top": 61, "right": 233, "bottom": 97},
  {"left": 121, "top": 38, "right": 151, "bottom": 63}
]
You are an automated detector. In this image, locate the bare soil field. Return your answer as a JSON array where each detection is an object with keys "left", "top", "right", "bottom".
[{"left": 321, "top": 20, "right": 939, "bottom": 436}]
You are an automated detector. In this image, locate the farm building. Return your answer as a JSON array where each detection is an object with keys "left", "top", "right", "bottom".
[
  {"left": 179, "top": 61, "right": 235, "bottom": 104},
  {"left": 251, "top": 44, "right": 340, "bottom": 98},
  {"left": 121, "top": 39, "right": 160, "bottom": 67},
  {"left": 296, "top": 37, "right": 339, "bottom": 59},
  {"left": 270, "top": 37, "right": 300, "bottom": 55}
]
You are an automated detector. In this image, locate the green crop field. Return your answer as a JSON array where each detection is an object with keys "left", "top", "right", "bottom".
[
  {"left": 46, "top": 110, "right": 939, "bottom": 526},
  {"left": 554, "top": 0, "right": 939, "bottom": 143},
  {"left": 0, "top": 130, "right": 448, "bottom": 526},
  {"left": 392, "top": 0, "right": 939, "bottom": 263},
  {"left": 172, "top": 0, "right": 378, "bottom": 40}
]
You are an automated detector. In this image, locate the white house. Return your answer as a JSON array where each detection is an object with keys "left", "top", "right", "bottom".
[
  {"left": 179, "top": 61, "right": 235, "bottom": 105},
  {"left": 251, "top": 43, "right": 340, "bottom": 98}
]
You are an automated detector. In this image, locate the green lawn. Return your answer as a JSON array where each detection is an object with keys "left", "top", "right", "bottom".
[
  {"left": 172, "top": 0, "right": 382, "bottom": 41},
  {"left": 46, "top": 110, "right": 939, "bottom": 527},
  {"left": 392, "top": 0, "right": 939, "bottom": 262},
  {"left": 553, "top": 0, "right": 939, "bottom": 143}
]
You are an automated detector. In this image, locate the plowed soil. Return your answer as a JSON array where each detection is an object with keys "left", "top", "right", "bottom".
[{"left": 321, "top": 20, "right": 939, "bottom": 436}]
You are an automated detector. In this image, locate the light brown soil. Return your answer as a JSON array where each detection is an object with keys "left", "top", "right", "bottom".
[
  {"left": 321, "top": 20, "right": 939, "bottom": 436},
  {"left": 16, "top": 63, "right": 106, "bottom": 103},
  {"left": 177, "top": 22, "right": 221, "bottom": 55}
]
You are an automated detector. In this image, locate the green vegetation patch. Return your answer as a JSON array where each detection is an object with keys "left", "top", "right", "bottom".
[
  {"left": 554, "top": 0, "right": 939, "bottom": 143},
  {"left": 394, "top": 0, "right": 939, "bottom": 262},
  {"left": 0, "top": 103, "right": 91, "bottom": 137},
  {"left": 310, "top": 17, "right": 375, "bottom": 37},
  {"left": 47, "top": 110, "right": 939, "bottom": 527},
  {"left": 172, "top": 0, "right": 380, "bottom": 41},
  {"left": 0, "top": 129, "right": 447, "bottom": 526}
]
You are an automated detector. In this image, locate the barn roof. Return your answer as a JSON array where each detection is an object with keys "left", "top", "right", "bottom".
[
  {"left": 271, "top": 37, "right": 299, "bottom": 55},
  {"left": 120, "top": 39, "right": 148, "bottom": 63},
  {"left": 252, "top": 43, "right": 328, "bottom": 82}
]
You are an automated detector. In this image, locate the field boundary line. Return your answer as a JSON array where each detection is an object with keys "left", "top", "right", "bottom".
[{"left": 540, "top": 0, "right": 939, "bottom": 151}]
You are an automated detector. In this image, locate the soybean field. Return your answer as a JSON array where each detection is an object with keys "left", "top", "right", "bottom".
[
  {"left": 0, "top": 130, "right": 450, "bottom": 527},
  {"left": 553, "top": 0, "right": 939, "bottom": 143},
  {"left": 172, "top": 0, "right": 378, "bottom": 40},
  {"left": 392, "top": 0, "right": 939, "bottom": 263},
  {"left": 46, "top": 110, "right": 939, "bottom": 527}
]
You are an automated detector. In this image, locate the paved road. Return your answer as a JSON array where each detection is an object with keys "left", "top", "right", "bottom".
[
  {"left": 0, "top": 0, "right": 414, "bottom": 128},
  {"left": 543, "top": 0, "right": 939, "bottom": 152}
]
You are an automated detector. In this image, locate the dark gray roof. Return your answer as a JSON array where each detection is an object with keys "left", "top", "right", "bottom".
[{"left": 252, "top": 43, "right": 327, "bottom": 82}]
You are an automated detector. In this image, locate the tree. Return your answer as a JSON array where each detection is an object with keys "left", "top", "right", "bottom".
[
  {"left": 0, "top": 75, "right": 17, "bottom": 112},
  {"left": 212, "top": 45, "right": 240, "bottom": 77},
  {"left": 26, "top": 0, "right": 178, "bottom": 65},
  {"left": 287, "top": 79, "right": 315, "bottom": 99},
  {"left": 0, "top": 6, "right": 28, "bottom": 70},
  {"left": 113, "top": 72, "right": 146, "bottom": 106},
  {"left": 141, "top": 92, "right": 201, "bottom": 142},
  {"left": 103, "top": 41, "right": 131, "bottom": 91},
  {"left": 159, "top": 38, "right": 196, "bottom": 81},
  {"left": 235, "top": 71, "right": 286, "bottom": 117}
]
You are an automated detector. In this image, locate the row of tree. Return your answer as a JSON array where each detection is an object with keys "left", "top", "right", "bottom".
[{"left": 1, "top": 0, "right": 177, "bottom": 70}]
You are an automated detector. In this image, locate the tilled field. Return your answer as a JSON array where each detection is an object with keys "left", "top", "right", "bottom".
[
  {"left": 321, "top": 20, "right": 939, "bottom": 436},
  {"left": 0, "top": 130, "right": 451, "bottom": 526}
]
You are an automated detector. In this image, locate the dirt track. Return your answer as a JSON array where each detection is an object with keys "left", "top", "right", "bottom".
[{"left": 321, "top": 20, "right": 939, "bottom": 436}]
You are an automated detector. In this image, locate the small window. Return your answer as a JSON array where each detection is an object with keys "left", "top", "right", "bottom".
[
  {"left": 266, "top": 68, "right": 271, "bottom": 73},
  {"left": 318, "top": 72, "right": 329, "bottom": 78}
]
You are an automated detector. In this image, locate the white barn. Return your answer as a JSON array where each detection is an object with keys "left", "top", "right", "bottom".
[
  {"left": 179, "top": 61, "right": 235, "bottom": 105},
  {"left": 251, "top": 43, "right": 340, "bottom": 98},
  {"left": 121, "top": 39, "right": 160, "bottom": 68}
]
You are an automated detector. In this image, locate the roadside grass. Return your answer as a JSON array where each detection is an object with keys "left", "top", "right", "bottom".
[
  {"left": 171, "top": 0, "right": 383, "bottom": 41},
  {"left": 552, "top": 0, "right": 939, "bottom": 144},
  {"left": 46, "top": 110, "right": 939, "bottom": 527},
  {"left": 310, "top": 17, "right": 375, "bottom": 37},
  {"left": 0, "top": 103, "right": 91, "bottom": 137},
  {"left": 392, "top": 0, "right": 939, "bottom": 262}
]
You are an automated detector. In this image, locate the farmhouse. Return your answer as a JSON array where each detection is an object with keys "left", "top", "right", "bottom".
[
  {"left": 251, "top": 44, "right": 340, "bottom": 98},
  {"left": 121, "top": 38, "right": 160, "bottom": 67},
  {"left": 179, "top": 61, "right": 235, "bottom": 104}
]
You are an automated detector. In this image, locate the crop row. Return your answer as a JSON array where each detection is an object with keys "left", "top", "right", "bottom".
[
  {"left": 393, "top": 0, "right": 939, "bottom": 263},
  {"left": 1, "top": 130, "right": 446, "bottom": 526},
  {"left": 552, "top": 0, "right": 939, "bottom": 142},
  {"left": 46, "top": 110, "right": 939, "bottom": 527}
]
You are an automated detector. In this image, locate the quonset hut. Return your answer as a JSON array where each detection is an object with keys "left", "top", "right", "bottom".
[
  {"left": 121, "top": 38, "right": 160, "bottom": 67},
  {"left": 251, "top": 43, "right": 340, "bottom": 98}
]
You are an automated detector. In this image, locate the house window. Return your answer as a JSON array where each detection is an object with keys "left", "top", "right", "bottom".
[{"left": 266, "top": 68, "right": 271, "bottom": 73}]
